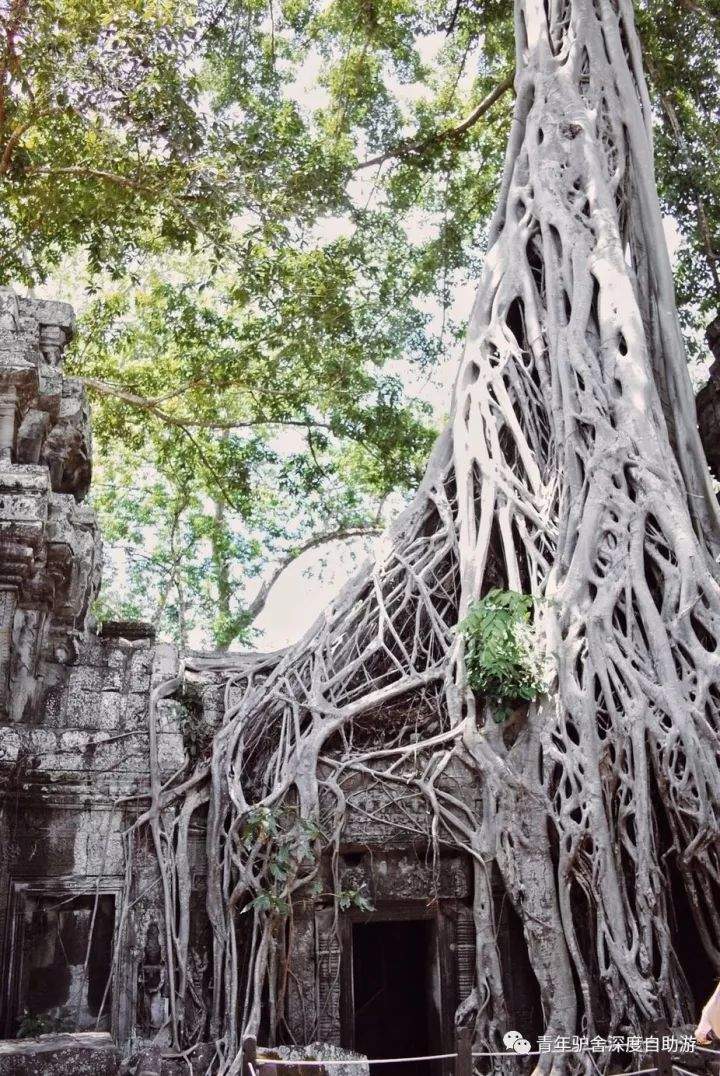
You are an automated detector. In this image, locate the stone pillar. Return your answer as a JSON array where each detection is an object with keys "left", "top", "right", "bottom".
[
  {"left": 0, "top": 391, "right": 17, "bottom": 461},
  {"left": 0, "top": 590, "right": 18, "bottom": 712}
]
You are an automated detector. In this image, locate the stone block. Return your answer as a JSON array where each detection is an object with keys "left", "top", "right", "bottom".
[
  {"left": 126, "top": 693, "right": 149, "bottom": 730},
  {"left": 85, "top": 827, "right": 125, "bottom": 874},
  {"left": 64, "top": 689, "right": 102, "bottom": 729},
  {"left": 136, "top": 1045, "right": 162, "bottom": 1076},
  {"left": 0, "top": 467, "right": 48, "bottom": 556},
  {"left": 66, "top": 663, "right": 105, "bottom": 696},
  {"left": 29, "top": 297, "right": 76, "bottom": 334},
  {"left": 99, "top": 691, "right": 126, "bottom": 729},
  {"left": 37, "top": 364, "right": 63, "bottom": 411},
  {"left": 40, "top": 686, "right": 67, "bottom": 726},
  {"left": 156, "top": 698, "right": 184, "bottom": 734},
  {"left": 129, "top": 647, "right": 154, "bottom": 691},
  {"left": 81, "top": 637, "right": 115, "bottom": 668},
  {"left": 0, "top": 1031, "right": 120, "bottom": 1076},
  {"left": 151, "top": 643, "right": 180, "bottom": 689},
  {"left": 157, "top": 731, "right": 186, "bottom": 771}
]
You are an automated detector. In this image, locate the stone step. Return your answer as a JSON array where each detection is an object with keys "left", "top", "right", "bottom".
[{"left": 0, "top": 1031, "right": 120, "bottom": 1075}]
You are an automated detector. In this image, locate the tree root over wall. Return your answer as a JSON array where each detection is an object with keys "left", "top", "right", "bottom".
[{"left": 121, "top": 2, "right": 720, "bottom": 1073}]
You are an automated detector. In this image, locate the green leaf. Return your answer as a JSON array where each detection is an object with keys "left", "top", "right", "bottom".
[{"left": 459, "top": 590, "right": 543, "bottom": 719}]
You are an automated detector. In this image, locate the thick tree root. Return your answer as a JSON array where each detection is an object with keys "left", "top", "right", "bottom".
[{"left": 122, "top": 1, "right": 720, "bottom": 1072}]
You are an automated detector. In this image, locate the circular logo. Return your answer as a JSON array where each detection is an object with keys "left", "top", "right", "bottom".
[{"left": 503, "top": 1030, "right": 532, "bottom": 1054}]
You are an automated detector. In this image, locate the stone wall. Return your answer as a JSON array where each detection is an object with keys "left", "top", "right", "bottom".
[
  {"left": 0, "top": 628, "right": 193, "bottom": 1044},
  {"left": 0, "top": 293, "right": 202, "bottom": 1058}
]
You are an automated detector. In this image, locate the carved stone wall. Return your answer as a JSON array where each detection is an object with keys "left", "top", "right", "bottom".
[
  {"left": 0, "top": 293, "right": 198, "bottom": 1057},
  {"left": 696, "top": 314, "right": 720, "bottom": 480},
  {"left": 0, "top": 289, "right": 100, "bottom": 722},
  {"left": 0, "top": 631, "right": 191, "bottom": 1044}
]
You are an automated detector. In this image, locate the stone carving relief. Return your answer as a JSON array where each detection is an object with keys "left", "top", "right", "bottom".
[
  {"left": 136, "top": 922, "right": 168, "bottom": 1034},
  {"left": 0, "top": 290, "right": 101, "bottom": 721}
]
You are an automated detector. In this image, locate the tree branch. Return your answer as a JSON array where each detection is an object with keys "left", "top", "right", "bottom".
[
  {"left": 80, "top": 377, "right": 332, "bottom": 432},
  {"left": 23, "top": 165, "right": 155, "bottom": 192},
  {"left": 246, "top": 525, "right": 382, "bottom": 622},
  {"left": 355, "top": 73, "right": 514, "bottom": 171},
  {"left": 0, "top": 112, "right": 50, "bottom": 175}
]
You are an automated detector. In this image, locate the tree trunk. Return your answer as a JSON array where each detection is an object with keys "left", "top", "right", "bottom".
[
  {"left": 212, "top": 497, "right": 233, "bottom": 652},
  {"left": 448, "top": 0, "right": 720, "bottom": 1051}
]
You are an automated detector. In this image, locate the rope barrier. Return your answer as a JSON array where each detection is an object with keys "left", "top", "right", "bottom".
[
  {"left": 254, "top": 1055, "right": 458, "bottom": 1067},
  {"left": 256, "top": 1045, "right": 620, "bottom": 1064},
  {"left": 472, "top": 1049, "right": 541, "bottom": 1057},
  {"left": 249, "top": 1051, "right": 680, "bottom": 1069}
]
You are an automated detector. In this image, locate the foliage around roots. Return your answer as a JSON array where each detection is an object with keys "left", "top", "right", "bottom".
[
  {"left": 459, "top": 589, "right": 546, "bottom": 719},
  {"left": 117, "top": 1, "right": 720, "bottom": 1073}
]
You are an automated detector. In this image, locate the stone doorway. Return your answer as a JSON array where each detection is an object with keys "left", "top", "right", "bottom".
[
  {"left": 2, "top": 882, "right": 118, "bottom": 1038},
  {"left": 351, "top": 918, "right": 441, "bottom": 1076}
]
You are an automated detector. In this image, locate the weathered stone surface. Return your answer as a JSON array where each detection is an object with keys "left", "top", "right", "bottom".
[
  {"left": 0, "top": 1032, "right": 120, "bottom": 1075},
  {"left": 697, "top": 314, "right": 720, "bottom": 480},
  {"left": 258, "top": 1042, "right": 369, "bottom": 1076},
  {"left": 136, "top": 1045, "right": 163, "bottom": 1075},
  {"left": 0, "top": 290, "right": 100, "bottom": 720}
]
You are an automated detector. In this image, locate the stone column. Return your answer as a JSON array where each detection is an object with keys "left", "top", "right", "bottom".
[{"left": 0, "top": 589, "right": 18, "bottom": 715}]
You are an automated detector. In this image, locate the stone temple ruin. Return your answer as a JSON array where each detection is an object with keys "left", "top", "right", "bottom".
[
  {"left": 0, "top": 292, "right": 718, "bottom": 1074},
  {"left": 0, "top": 290, "right": 543, "bottom": 1073}
]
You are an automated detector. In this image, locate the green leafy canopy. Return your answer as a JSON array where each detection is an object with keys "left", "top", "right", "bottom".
[{"left": 3, "top": 0, "right": 718, "bottom": 647}]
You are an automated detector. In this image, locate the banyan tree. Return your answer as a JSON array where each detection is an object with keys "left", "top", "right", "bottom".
[{"left": 135, "top": 0, "right": 720, "bottom": 1071}]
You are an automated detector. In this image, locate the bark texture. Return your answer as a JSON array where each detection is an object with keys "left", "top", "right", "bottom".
[{"left": 129, "top": 1, "right": 720, "bottom": 1072}]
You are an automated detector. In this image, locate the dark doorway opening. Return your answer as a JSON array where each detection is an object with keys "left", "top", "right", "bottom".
[
  {"left": 17, "top": 893, "right": 115, "bottom": 1034},
  {"left": 493, "top": 864, "right": 543, "bottom": 1044},
  {"left": 352, "top": 919, "right": 439, "bottom": 1076},
  {"left": 666, "top": 852, "right": 717, "bottom": 1009}
]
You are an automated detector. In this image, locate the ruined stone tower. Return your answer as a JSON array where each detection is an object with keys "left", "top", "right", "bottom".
[{"left": 0, "top": 293, "right": 196, "bottom": 1069}]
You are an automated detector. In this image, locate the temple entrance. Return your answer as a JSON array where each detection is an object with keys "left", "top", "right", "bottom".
[
  {"left": 352, "top": 919, "right": 440, "bottom": 1076},
  {"left": 4, "top": 887, "right": 116, "bottom": 1037}
]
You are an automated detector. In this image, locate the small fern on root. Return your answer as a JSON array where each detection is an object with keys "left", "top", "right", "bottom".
[{"left": 459, "top": 589, "right": 547, "bottom": 720}]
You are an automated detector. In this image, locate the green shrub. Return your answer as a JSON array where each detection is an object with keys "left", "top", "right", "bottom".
[
  {"left": 241, "top": 807, "right": 321, "bottom": 918},
  {"left": 458, "top": 589, "right": 545, "bottom": 720},
  {"left": 17, "top": 1007, "right": 74, "bottom": 1038}
]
